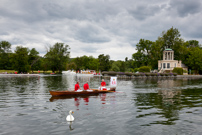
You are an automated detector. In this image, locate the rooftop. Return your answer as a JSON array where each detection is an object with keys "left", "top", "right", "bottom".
[{"left": 165, "top": 48, "right": 173, "bottom": 51}]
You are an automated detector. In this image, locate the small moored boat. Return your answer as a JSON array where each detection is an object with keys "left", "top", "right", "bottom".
[{"left": 49, "top": 87, "right": 116, "bottom": 96}]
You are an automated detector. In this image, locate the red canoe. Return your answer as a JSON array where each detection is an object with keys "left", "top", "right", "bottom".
[{"left": 49, "top": 87, "right": 116, "bottom": 96}]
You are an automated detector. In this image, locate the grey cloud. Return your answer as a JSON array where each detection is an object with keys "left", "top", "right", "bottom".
[
  {"left": 81, "top": 46, "right": 98, "bottom": 53},
  {"left": 42, "top": 1, "right": 119, "bottom": 22},
  {"left": 169, "top": 0, "right": 202, "bottom": 17},
  {"left": 0, "top": 1, "right": 46, "bottom": 23},
  {"left": 72, "top": 23, "right": 110, "bottom": 43},
  {"left": 128, "top": 4, "right": 161, "bottom": 20}
]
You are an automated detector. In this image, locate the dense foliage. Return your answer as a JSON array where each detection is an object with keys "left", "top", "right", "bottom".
[
  {"left": 139, "top": 66, "right": 151, "bottom": 73},
  {"left": 172, "top": 67, "right": 183, "bottom": 75},
  {"left": 0, "top": 41, "right": 12, "bottom": 69},
  {"left": 44, "top": 43, "right": 70, "bottom": 73},
  {"left": 13, "top": 46, "right": 30, "bottom": 73}
]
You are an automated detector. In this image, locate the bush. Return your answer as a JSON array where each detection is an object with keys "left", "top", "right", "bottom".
[
  {"left": 133, "top": 68, "right": 139, "bottom": 73},
  {"left": 183, "top": 69, "right": 188, "bottom": 73},
  {"left": 173, "top": 67, "right": 183, "bottom": 75},
  {"left": 139, "top": 66, "right": 150, "bottom": 73},
  {"left": 125, "top": 72, "right": 132, "bottom": 76}
]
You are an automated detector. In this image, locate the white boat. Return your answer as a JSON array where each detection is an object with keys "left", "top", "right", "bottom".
[
  {"left": 76, "top": 70, "right": 96, "bottom": 76},
  {"left": 62, "top": 70, "right": 76, "bottom": 75}
]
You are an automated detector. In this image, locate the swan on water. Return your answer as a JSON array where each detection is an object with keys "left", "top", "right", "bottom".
[{"left": 66, "top": 110, "right": 74, "bottom": 121}]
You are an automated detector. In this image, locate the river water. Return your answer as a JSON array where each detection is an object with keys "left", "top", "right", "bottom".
[{"left": 0, "top": 74, "right": 202, "bottom": 135}]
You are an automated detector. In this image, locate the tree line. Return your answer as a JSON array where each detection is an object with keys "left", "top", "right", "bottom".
[
  {"left": 0, "top": 41, "right": 113, "bottom": 73},
  {"left": 0, "top": 27, "right": 202, "bottom": 74},
  {"left": 0, "top": 42, "right": 70, "bottom": 73}
]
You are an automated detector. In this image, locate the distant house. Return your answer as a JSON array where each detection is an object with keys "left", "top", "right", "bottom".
[{"left": 158, "top": 48, "right": 188, "bottom": 73}]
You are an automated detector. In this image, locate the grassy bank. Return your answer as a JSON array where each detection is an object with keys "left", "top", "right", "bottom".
[
  {"left": 0, "top": 70, "right": 56, "bottom": 74},
  {"left": 0, "top": 70, "right": 16, "bottom": 74}
]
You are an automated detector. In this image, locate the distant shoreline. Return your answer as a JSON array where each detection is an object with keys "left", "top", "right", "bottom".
[
  {"left": 102, "top": 75, "right": 202, "bottom": 79},
  {"left": 0, "top": 74, "right": 39, "bottom": 76}
]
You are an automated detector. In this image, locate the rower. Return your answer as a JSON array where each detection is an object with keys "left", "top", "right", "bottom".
[
  {"left": 74, "top": 81, "right": 80, "bottom": 91},
  {"left": 99, "top": 79, "right": 107, "bottom": 90},
  {"left": 101, "top": 79, "right": 106, "bottom": 87},
  {"left": 83, "top": 81, "right": 90, "bottom": 91}
]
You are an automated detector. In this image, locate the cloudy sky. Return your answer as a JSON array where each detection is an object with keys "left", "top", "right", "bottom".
[{"left": 0, "top": 0, "right": 202, "bottom": 60}]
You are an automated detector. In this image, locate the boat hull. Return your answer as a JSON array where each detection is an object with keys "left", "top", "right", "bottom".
[{"left": 49, "top": 87, "right": 116, "bottom": 96}]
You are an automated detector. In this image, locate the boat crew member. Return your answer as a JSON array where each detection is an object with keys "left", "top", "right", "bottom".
[
  {"left": 99, "top": 79, "right": 107, "bottom": 90},
  {"left": 83, "top": 81, "right": 90, "bottom": 91},
  {"left": 101, "top": 79, "right": 106, "bottom": 87},
  {"left": 75, "top": 81, "right": 80, "bottom": 91}
]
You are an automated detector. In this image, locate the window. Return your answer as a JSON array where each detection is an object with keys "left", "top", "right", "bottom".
[
  {"left": 167, "top": 63, "right": 170, "bottom": 68},
  {"left": 175, "top": 63, "right": 176, "bottom": 67},
  {"left": 163, "top": 63, "right": 166, "bottom": 68}
]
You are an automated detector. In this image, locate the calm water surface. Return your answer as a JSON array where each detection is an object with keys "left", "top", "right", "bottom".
[{"left": 0, "top": 75, "right": 202, "bottom": 135}]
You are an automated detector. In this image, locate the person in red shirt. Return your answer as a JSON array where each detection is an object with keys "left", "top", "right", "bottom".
[
  {"left": 101, "top": 79, "right": 106, "bottom": 87},
  {"left": 74, "top": 81, "right": 80, "bottom": 91},
  {"left": 99, "top": 79, "right": 107, "bottom": 90},
  {"left": 83, "top": 81, "right": 90, "bottom": 91}
]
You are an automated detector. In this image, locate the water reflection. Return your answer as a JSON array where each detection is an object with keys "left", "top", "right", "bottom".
[
  {"left": 42, "top": 75, "right": 68, "bottom": 90},
  {"left": 132, "top": 78, "right": 202, "bottom": 126},
  {"left": 67, "top": 121, "right": 74, "bottom": 131},
  {"left": 49, "top": 93, "right": 116, "bottom": 108}
]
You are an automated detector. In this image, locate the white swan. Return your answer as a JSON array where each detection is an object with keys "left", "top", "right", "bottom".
[{"left": 66, "top": 110, "right": 74, "bottom": 121}]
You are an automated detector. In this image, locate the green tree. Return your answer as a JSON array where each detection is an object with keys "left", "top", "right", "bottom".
[
  {"left": 72, "top": 57, "right": 83, "bottom": 71},
  {"left": 111, "top": 62, "right": 120, "bottom": 72},
  {"left": 185, "top": 40, "right": 200, "bottom": 48},
  {"left": 186, "top": 47, "right": 202, "bottom": 74},
  {"left": 13, "top": 46, "right": 30, "bottom": 73},
  {"left": 159, "top": 27, "right": 184, "bottom": 60},
  {"left": 88, "top": 56, "right": 99, "bottom": 71},
  {"left": 66, "top": 62, "right": 77, "bottom": 70},
  {"left": 98, "top": 54, "right": 111, "bottom": 71},
  {"left": 132, "top": 39, "right": 153, "bottom": 68},
  {"left": 72, "top": 56, "right": 99, "bottom": 72},
  {"left": 41, "top": 57, "right": 50, "bottom": 72},
  {"left": 80, "top": 55, "right": 90, "bottom": 69},
  {"left": 29, "top": 48, "right": 41, "bottom": 72},
  {"left": 44, "top": 43, "right": 70, "bottom": 73},
  {"left": 110, "top": 60, "right": 126, "bottom": 72},
  {"left": 125, "top": 59, "right": 134, "bottom": 72},
  {"left": 132, "top": 51, "right": 146, "bottom": 68},
  {"left": 0, "top": 41, "right": 11, "bottom": 53},
  {"left": 0, "top": 41, "right": 12, "bottom": 69},
  {"left": 149, "top": 41, "right": 163, "bottom": 69},
  {"left": 72, "top": 55, "right": 90, "bottom": 70}
]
